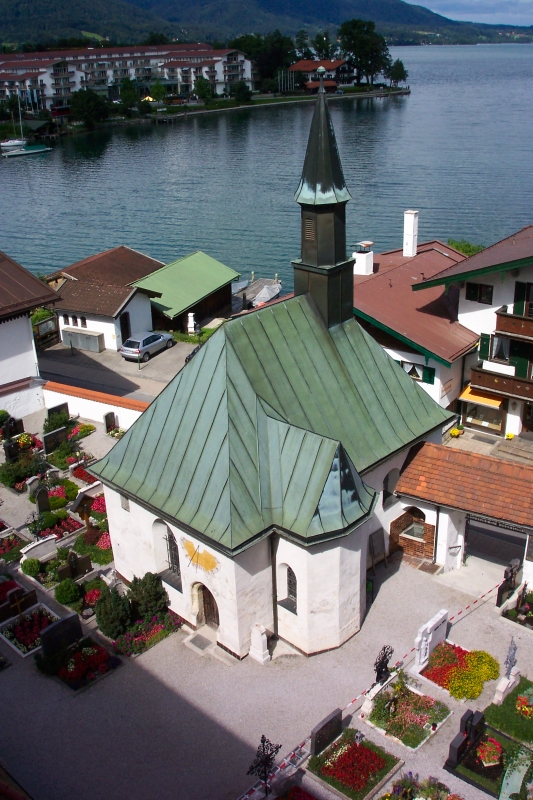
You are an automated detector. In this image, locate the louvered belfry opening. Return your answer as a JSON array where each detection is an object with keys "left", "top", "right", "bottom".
[{"left": 292, "top": 71, "right": 354, "bottom": 329}]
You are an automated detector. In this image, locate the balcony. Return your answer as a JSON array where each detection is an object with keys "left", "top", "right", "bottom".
[
  {"left": 496, "top": 307, "right": 533, "bottom": 340},
  {"left": 471, "top": 364, "right": 533, "bottom": 401}
]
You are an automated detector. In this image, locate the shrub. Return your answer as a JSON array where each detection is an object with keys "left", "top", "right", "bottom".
[
  {"left": 55, "top": 578, "right": 81, "bottom": 605},
  {"left": 0, "top": 452, "right": 41, "bottom": 488},
  {"left": 84, "top": 527, "right": 102, "bottom": 546},
  {"left": 43, "top": 410, "right": 70, "bottom": 433},
  {"left": 0, "top": 409, "right": 9, "bottom": 426},
  {"left": 128, "top": 572, "right": 168, "bottom": 620},
  {"left": 21, "top": 558, "right": 40, "bottom": 577},
  {"left": 95, "top": 587, "right": 131, "bottom": 639},
  {"left": 47, "top": 441, "right": 76, "bottom": 470}
]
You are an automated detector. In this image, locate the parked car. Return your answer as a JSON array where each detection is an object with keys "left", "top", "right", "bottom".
[{"left": 120, "top": 331, "right": 174, "bottom": 362}]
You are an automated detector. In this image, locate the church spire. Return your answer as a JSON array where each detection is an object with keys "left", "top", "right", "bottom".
[
  {"left": 294, "top": 68, "right": 352, "bottom": 207},
  {"left": 292, "top": 67, "right": 354, "bottom": 329}
]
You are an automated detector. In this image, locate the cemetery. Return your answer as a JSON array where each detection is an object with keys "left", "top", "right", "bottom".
[
  {"left": 0, "top": 603, "right": 58, "bottom": 656},
  {"left": 485, "top": 677, "right": 533, "bottom": 745},
  {"left": 35, "top": 628, "right": 120, "bottom": 692},
  {"left": 502, "top": 584, "right": 533, "bottom": 629},
  {"left": 376, "top": 773, "right": 465, "bottom": 800},
  {"left": 422, "top": 642, "right": 499, "bottom": 700},
  {"left": 0, "top": 530, "right": 26, "bottom": 562}
]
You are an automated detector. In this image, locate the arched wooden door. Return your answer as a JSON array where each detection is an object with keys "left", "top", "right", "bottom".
[{"left": 201, "top": 585, "right": 219, "bottom": 629}]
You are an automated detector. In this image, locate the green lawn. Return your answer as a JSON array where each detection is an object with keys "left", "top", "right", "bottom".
[
  {"left": 485, "top": 677, "right": 533, "bottom": 744},
  {"left": 455, "top": 729, "right": 518, "bottom": 796}
]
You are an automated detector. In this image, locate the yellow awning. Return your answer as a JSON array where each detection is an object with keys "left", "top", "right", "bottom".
[{"left": 459, "top": 385, "right": 503, "bottom": 409}]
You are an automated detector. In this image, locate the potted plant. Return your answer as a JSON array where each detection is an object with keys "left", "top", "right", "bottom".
[{"left": 476, "top": 737, "right": 502, "bottom": 767}]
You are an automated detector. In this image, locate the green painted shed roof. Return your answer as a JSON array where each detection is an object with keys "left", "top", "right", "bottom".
[
  {"left": 91, "top": 295, "right": 454, "bottom": 554},
  {"left": 132, "top": 250, "right": 240, "bottom": 319}
]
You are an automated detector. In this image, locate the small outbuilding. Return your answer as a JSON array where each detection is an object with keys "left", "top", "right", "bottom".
[
  {"left": 132, "top": 250, "right": 240, "bottom": 332},
  {"left": 46, "top": 246, "right": 164, "bottom": 351}
]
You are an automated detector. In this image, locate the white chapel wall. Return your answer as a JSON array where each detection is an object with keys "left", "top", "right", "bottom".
[{"left": 1, "top": 316, "right": 39, "bottom": 385}]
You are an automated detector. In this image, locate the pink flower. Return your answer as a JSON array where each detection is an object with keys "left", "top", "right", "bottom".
[
  {"left": 91, "top": 496, "right": 106, "bottom": 514},
  {"left": 97, "top": 533, "right": 112, "bottom": 550}
]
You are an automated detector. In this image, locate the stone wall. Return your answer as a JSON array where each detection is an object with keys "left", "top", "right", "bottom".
[{"left": 390, "top": 509, "right": 435, "bottom": 559}]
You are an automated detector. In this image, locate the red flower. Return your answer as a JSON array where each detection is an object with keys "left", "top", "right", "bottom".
[
  {"left": 72, "top": 467, "right": 94, "bottom": 484},
  {"left": 84, "top": 589, "right": 101, "bottom": 607},
  {"left": 320, "top": 742, "right": 386, "bottom": 791},
  {"left": 0, "top": 579, "right": 19, "bottom": 603}
]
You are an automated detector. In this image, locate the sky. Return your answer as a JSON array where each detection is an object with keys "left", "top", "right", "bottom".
[{"left": 422, "top": 0, "right": 533, "bottom": 26}]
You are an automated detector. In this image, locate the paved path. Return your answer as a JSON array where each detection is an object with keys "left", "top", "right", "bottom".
[
  {"left": 1, "top": 554, "right": 531, "bottom": 800},
  {"left": 38, "top": 340, "right": 196, "bottom": 402}
]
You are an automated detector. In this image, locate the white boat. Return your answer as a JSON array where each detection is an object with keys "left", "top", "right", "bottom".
[
  {"left": 1, "top": 144, "right": 52, "bottom": 158},
  {"left": 1, "top": 137, "right": 27, "bottom": 150}
]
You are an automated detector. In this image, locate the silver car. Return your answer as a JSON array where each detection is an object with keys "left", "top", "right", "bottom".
[{"left": 120, "top": 331, "right": 174, "bottom": 362}]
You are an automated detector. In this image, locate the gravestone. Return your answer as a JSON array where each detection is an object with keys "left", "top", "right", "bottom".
[
  {"left": 47, "top": 468, "right": 61, "bottom": 482},
  {"left": 3, "top": 441, "right": 19, "bottom": 463},
  {"left": 414, "top": 608, "right": 448, "bottom": 670},
  {"left": 26, "top": 476, "right": 40, "bottom": 496},
  {"left": 57, "top": 551, "right": 91, "bottom": 582},
  {"left": 248, "top": 623, "right": 270, "bottom": 665},
  {"left": 43, "top": 426, "right": 68, "bottom": 455},
  {"left": 2, "top": 417, "right": 24, "bottom": 439},
  {"left": 446, "top": 732, "right": 470, "bottom": 769},
  {"left": 471, "top": 710, "right": 485, "bottom": 742},
  {"left": 34, "top": 485, "right": 51, "bottom": 515},
  {"left": 40, "top": 612, "right": 82, "bottom": 658},
  {"left": 310, "top": 709, "right": 343, "bottom": 756},
  {"left": 0, "top": 586, "right": 38, "bottom": 623},
  {"left": 460, "top": 709, "right": 474, "bottom": 736},
  {"left": 48, "top": 402, "right": 69, "bottom": 420},
  {"left": 494, "top": 666, "right": 521, "bottom": 705},
  {"left": 104, "top": 412, "right": 116, "bottom": 433}
]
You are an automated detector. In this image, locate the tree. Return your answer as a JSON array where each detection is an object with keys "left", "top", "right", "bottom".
[
  {"left": 230, "top": 80, "right": 253, "bottom": 103},
  {"left": 150, "top": 79, "right": 166, "bottom": 103},
  {"left": 447, "top": 239, "right": 485, "bottom": 256},
  {"left": 312, "top": 31, "right": 338, "bottom": 60},
  {"left": 70, "top": 88, "right": 109, "bottom": 130},
  {"left": 338, "top": 19, "right": 391, "bottom": 85},
  {"left": 120, "top": 77, "right": 138, "bottom": 115},
  {"left": 228, "top": 30, "right": 295, "bottom": 82},
  {"left": 295, "top": 29, "right": 313, "bottom": 60},
  {"left": 95, "top": 587, "right": 131, "bottom": 639},
  {"left": 128, "top": 573, "right": 168, "bottom": 620},
  {"left": 143, "top": 32, "right": 169, "bottom": 45},
  {"left": 194, "top": 76, "right": 213, "bottom": 102},
  {"left": 387, "top": 58, "right": 409, "bottom": 86}
]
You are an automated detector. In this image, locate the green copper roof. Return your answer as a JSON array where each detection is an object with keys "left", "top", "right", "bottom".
[
  {"left": 91, "top": 295, "right": 453, "bottom": 554},
  {"left": 132, "top": 250, "right": 240, "bottom": 319},
  {"left": 294, "top": 84, "right": 352, "bottom": 206}
]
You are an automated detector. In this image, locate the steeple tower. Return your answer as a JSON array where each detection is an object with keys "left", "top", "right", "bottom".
[{"left": 292, "top": 67, "right": 354, "bottom": 328}]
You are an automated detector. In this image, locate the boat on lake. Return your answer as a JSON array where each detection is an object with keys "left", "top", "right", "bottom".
[
  {"left": 2, "top": 144, "right": 52, "bottom": 158},
  {"left": 1, "top": 137, "right": 27, "bottom": 150}
]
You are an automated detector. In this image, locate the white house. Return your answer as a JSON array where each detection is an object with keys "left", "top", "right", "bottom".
[
  {"left": 90, "top": 81, "right": 454, "bottom": 659},
  {"left": 0, "top": 251, "right": 60, "bottom": 417},
  {"left": 46, "top": 246, "right": 163, "bottom": 352}
]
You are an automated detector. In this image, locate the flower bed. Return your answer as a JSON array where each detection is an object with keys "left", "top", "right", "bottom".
[
  {"left": 74, "top": 529, "right": 114, "bottom": 565},
  {"left": 422, "top": 641, "right": 499, "bottom": 699},
  {"left": 72, "top": 466, "right": 95, "bottom": 484},
  {"left": 308, "top": 729, "right": 399, "bottom": 800},
  {"left": 113, "top": 611, "right": 182, "bottom": 656},
  {"left": 68, "top": 424, "right": 95, "bottom": 441},
  {"left": 377, "top": 772, "right": 463, "bottom": 800},
  {"left": 504, "top": 591, "right": 533, "bottom": 628},
  {"left": 108, "top": 428, "right": 125, "bottom": 439},
  {"left": 485, "top": 677, "right": 533, "bottom": 744},
  {"left": 29, "top": 479, "right": 79, "bottom": 510},
  {"left": 368, "top": 684, "right": 449, "bottom": 748},
  {"left": 0, "top": 577, "right": 22, "bottom": 603},
  {"left": 0, "top": 520, "right": 7, "bottom": 532},
  {"left": 35, "top": 635, "right": 120, "bottom": 691},
  {"left": 454, "top": 729, "right": 517, "bottom": 796},
  {"left": 36, "top": 514, "right": 82, "bottom": 541},
  {"left": 279, "top": 788, "right": 319, "bottom": 800},
  {"left": 0, "top": 532, "right": 26, "bottom": 562},
  {"left": 0, "top": 605, "right": 58, "bottom": 656}
]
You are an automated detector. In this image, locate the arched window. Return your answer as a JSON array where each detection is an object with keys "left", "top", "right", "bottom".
[
  {"left": 71, "top": 315, "right": 78, "bottom": 327},
  {"left": 62, "top": 314, "right": 69, "bottom": 325},
  {"left": 287, "top": 567, "right": 297, "bottom": 609},
  {"left": 383, "top": 468, "right": 400, "bottom": 510},
  {"left": 80, "top": 317, "right": 87, "bottom": 328},
  {"left": 166, "top": 529, "right": 181, "bottom": 576},
  {"left": 278, "top": 563, "right": 297, "bottom": 614}
]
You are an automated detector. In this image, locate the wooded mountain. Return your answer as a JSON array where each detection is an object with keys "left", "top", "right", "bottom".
[{"left": 1, "top": 0, "right": 531, "bottom": 46}]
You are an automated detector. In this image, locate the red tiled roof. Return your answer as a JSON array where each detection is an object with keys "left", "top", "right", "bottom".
[
  {"left": 45, "top": 381, "right": 149, "bottom": 411},
  {"left": 396, "top": 442, "right": 533, "bottom": 530},
  {"left": 353, "top": 241, "right": 479, "bottom": 363},
  {"left": 49, "top": 246, "right": 163, "bottom": 287},
  {"left": 306, "top": 80, "right": 337, "bottom": 89},
  {"left": 0, "top": 251, "right": 59, "bottom": 321},
  {"left": 415, "top": 225, "right": 533, "bottom": 289},
  {"left": 290, "top": 59, "right": 347, "bottom": 71},
  {"left": 0, "top": 43, "right": 213, "bottom": 62}
]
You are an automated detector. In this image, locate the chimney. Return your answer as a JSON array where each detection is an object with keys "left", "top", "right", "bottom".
[
  {"left": 403, "top": 210, "right": 419, "bottom": 258},
  {"left": 352, "top": 241, "right": 374, "bottom": 276}
]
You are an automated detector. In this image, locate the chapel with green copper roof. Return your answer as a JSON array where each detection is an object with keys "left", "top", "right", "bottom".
[{"left": 91, "top": 75, "right": 454, "bottom": 657}]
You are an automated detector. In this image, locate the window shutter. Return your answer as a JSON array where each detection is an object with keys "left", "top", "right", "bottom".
[
  {"left": 514, "top": 282, "right": 527, "bottom": 316},
  {"left": 422, "top": 366, "right": 435, "bottom": 384},
  {"left": 510, "top": 339, "right": 530, "bottom": 379},
  {"left": 478, "top": 333, "right": 490, "bottom": 360}
]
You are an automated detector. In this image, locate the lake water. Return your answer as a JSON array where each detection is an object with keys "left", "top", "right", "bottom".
[{"left": 1, "top": 44, "right": 532, "bottom": 289}]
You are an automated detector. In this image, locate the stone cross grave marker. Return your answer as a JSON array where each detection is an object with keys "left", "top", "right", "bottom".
[
  {"left": 414, "top": 608, "right": 448, "bottom": 670},
  {"left": 40, "top": 612, "right": 82, "bottom": 659},
  {"left": 104, "top": 411, "right": 116, "bottom": 433},
  {"left": 43, "top": 426, "right": 68, "bottom": 455},
  {"left": 34, "top": 485, "right": 51, "bottom": 515},
  {"left": 310, "top": 709, "right": 343, "bottom": 756},
  {"left": 0, "top": 586, "right": 38, "bottom": 623}
]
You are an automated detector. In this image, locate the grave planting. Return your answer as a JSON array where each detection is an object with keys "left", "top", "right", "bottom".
[
  {"left": 0, "top": 605, "right": 58, "bottom": 655},
  {"left": 0, "top": 576, "right": 22, "bottom": 603},
  {"left": 308, "top": 729, "right": 398, "bottom": 800},
  {"left": 73, "top": 494, "right": 112, "bottom": 564},
  {"left": 29, "top": 478, "right": 78, "bottom": 510},
  {"left": 27, "top": 509, "right": 82, "bottom": 540},
  {"left": 0, "top": 532, "right": 26, "bottom": 562},
  {"left": 377, "top": 772, "right": 463, "bottom": 800},
  {"left": 279, "top": 789, "right": 319, "bottom": 800},
  {"left": 485, "top": 677, "right": 533, "bottom": 744},
  {"left": 422, "top": 641, "right": 499, "bottom": 699},
  {"left": 504, "top": 589, "right": 533, "bottom": 629},
  {"left": 454, "top": 729, "right": 522, "bottom": 795},
  {"left": 368, "top": 671, "right": 450, "bottom": 748},
  {"left": 72, "top": 465, "right": 95, "bottom": 484},
  {"left": 35, "top": 635, "right": 120, "bottom": 691}
]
